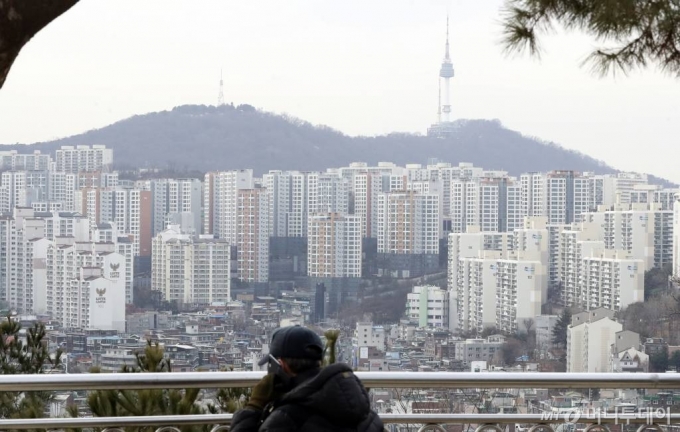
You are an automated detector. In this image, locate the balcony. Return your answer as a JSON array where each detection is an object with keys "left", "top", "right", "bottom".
[{"left": 2, "top": 372, "right": 680, "bottom": 431}]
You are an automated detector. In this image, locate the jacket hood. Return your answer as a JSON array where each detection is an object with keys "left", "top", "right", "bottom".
[{"left": 280, "top": 363, "right": 371, "bottom": 426}]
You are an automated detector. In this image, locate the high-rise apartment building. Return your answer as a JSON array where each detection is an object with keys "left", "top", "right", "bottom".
[
  {"left": 630, "top": 185, "right": 678, "bottom": 210},
  {"left": 32, "top": 233, "right": 128, "bottom": 332},
  {"left": 49, "top": 172, "right": 79, "bottom": 211},
  {"left": 567, "top": 308, "right": 621, "bottom": 372},
  {"left": 581, "top": 250, "right": 643, "bottom": 311},
  {"left": 308, "top": 173, "right": 350, "bottom": 216},
  {"left": 151, "top": 226, "right": 230, "bottom": 304},
  {"left": 146, "top": 178, "right": 202, "bottom": 236},
  {"left": 0, "top": 171, "right": 81, "bottom": 212},
  {"left": 236, "top": 188, "right": 270, "bottom": 283},
  {"left": 203, "top": 170, "right": 254, "bottom": 243},
  {"left": 93, "top": 223, "right": 135, "bottom": 304},
  {"left": 351, "top": 173, "right": 383, "bottom": 238},
  {"left": 557, "top": 223, "right": 605, "bottom": 307},
  {"left": 262, "top": 170, "right": 312, "bottom": 238},
  {"left": 377, "top": 191, "right": 440, "bottom": 255},
  {"left": 376, "top": 191, "right": 440, "bottom": 277},
  {"left": 0, "top": 150, "right": 52, "bottom": 171},
  {"left": 55, "top": 145, "right": 113, "bottom": 173},
  {"left": 674, "top": 198, "right": 680, "bottom": 278},
  {"left": 604, "top": 172, "right": 649, "bottom": 205},
  {"left": 0, "top": 209, "right": 44, "bottom": 313},
  {"left": 406, "top": 285, "right": 449, "bottom": 328},
  {"left": 453, "top": 249, "right": 544, "bottom": 334},
  {"left": 77, "top": 187, "right": 152, "bottom": 256},
  {"left": 0, "top": 208, "right": 110, "bottom": 314},
  {"left": 449, "top": 221, "right": 549, "bottom": 334},
  {"left": 307, "top": 213, "right": 361, "bottom": 278},
  {"left": 583, "top": 203, "right": 673, "bottom": 272}
]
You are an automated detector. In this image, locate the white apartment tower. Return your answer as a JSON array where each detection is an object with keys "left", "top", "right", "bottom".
[
  {"left": 307, "top": 213, "right": 362, "bottom": 278},
  {"left": 236, "top": 188, "right": 270, "bottom": 283},
  {"left": 449, "top": 223, "right": 548, "bottom": 334},
  {"left": 55, "top": 145, "right": 113, "bottom": 173},
  {"left": 674, "top": 198, "right": 680, "bottom": 277},
  {"left": 33, "top": 237, "right": 127, "bottom": 332},
  {"left": 203, "top": 170, "right": 254, "bottom": 243},
  {"left": 78, "top": 187, "right": 151, "bottom": 256},
  {"left": 581, "top": 251, "right": 643, "bottom": 311},
  {"left": 152, "top": 226, "right": 231, "bottom": 304},
  {"left": 0, "top": 210, "right": 44, "bottom": 313},
  {"left": 262, "top": 170, "right": 311, "bottom": 238},
  {"left": 376, "top": 191, "right": 440, "bottom": 255},
  {"left": 48, "top": 172, "right": 78, "bottom": 211},
  {"left": 148, "top": 178, "right": 202, "bottom": 236},
  {"left": 557, "top": 224, "right": 605, "bottom": 307},
  {"left": 0, "top": 171, "right": 28, "bottom": 211},
  {"left": 92, "top": 223, "right": 135, "bottom": 304},
  {"left": 308, "top": 173, "right": 350, "bottom": 216},
  {"left": 495, "top": 257, "right": 545, "bottom": 333},
  {"left": 0, "top": 150, "right": 52, "bottom": 171},
  {"left": 583, "top": 203, "right": 673, "bottom": 272},
  {"left": 0, "top": 208, "right": 104, "bottom": 314},
  {"left": 520, "top": 173, "right": 547, "bottom": 218},
  {"left": 567, "top": 308, "right": 621, "bottom": 372},
  {"left": 406, "top": 285, "right": 449, "bottom": 328},
  {"left": 351, "top": 173, "right": 383, "bottom": 238}
]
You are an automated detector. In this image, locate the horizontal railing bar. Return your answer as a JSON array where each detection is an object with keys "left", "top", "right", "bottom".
[
  {"left": 2, "top": 413, "right": 680, "bottom": 429},
  {"left": 360, "top": 372, "right": 680, "bottom": 389},
  {"left": 379, "top": 414, "right": 680, "bottom": 424},
  {"left": 1, "top": 372, "right": 680, "bottom": 391},
  {"left": 0, "top": 414, "right": 232, "bottom": 429}
]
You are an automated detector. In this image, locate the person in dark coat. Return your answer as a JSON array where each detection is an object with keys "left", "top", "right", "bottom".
[{"left": 230, "top": 326, "right": 384, "bottom": 432}]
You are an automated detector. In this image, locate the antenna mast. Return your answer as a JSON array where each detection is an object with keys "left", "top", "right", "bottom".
[{"left": 217, "top": 69, "right": 225, "bottom": 106}]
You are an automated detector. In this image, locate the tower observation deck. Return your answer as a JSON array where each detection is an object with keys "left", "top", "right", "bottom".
[{"left": 427, "top": 16, "right": 457, "bottom": 138}]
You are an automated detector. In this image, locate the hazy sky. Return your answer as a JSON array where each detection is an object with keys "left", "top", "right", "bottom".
[{"left": 0, "top": 1, "right": 678, "bottom": 181}]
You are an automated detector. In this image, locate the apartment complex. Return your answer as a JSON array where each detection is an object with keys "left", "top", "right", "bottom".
[
  {"left": 145, "top": 178, "right": 203, "bottom": 236},
  {"left": 449, "top": 227, "right": 545, "bottom": 334},
  {"left": 76, "top": 187, "right": 152, "bottom": 256},
  {"left": 567, "top": 308, "right": 622, "bottom": 372},
  {"left": 151, "top": 226, "right": 231, "bottom": 305},
  {"left": 55, "top": 145, "right": 113, "bottom": 174},
  {"left": 583, "top": 203, "right": 673, "bottom": 272},
  {"left": 406, "top": 285, "right": 450, "bottom": 328},
  {"left": 0, "top": 150, "right": 52, "bottom": 171},
  {"left": 203, "top": 170, "right": 254, "bottom": 242},
  {"left": 236, "top": 188, "right": 270, "bottom": 283},
  {"left": 454, "top": 335, "right": 505, "bottom": 363},
  {"left": 307, "top": 213, "right": 361, "bottom": 278}
]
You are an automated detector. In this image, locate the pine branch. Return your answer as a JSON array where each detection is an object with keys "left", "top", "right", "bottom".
[{"left": 501, "top": 0, "right": 680, "bottom": 76}]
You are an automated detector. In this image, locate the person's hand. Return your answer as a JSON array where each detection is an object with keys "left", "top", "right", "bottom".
[{"left": 246, "top": 373, "right": 277, "bottom": 410}]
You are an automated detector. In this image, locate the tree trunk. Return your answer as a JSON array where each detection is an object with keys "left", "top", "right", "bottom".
[{"left": 0, "top": 0, "right": 79, "bottom": 89}]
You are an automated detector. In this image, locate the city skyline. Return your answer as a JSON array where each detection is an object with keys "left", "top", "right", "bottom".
[{"left": 0, "top": 1, "right": 678, "bottom": 183}]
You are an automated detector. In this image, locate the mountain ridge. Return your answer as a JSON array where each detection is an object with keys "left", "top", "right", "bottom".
[{"left": 1, "top": 104, "right": 673, "bottom": 186}]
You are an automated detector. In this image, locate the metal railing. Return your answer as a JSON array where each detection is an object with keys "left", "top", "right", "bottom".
[{"left": 2, "top": 372, "right": 680, "bottom": 431}]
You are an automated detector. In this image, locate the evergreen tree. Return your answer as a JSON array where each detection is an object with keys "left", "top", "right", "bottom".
[
  {"left": 0, "top": 316, "right": 63, "bottom": 419},
  {"left": 650, "top": 347, "right": 670, "bottom": 372},
  {"left": 552, "top": 309, "right": 572, "bottom": 348},
  {"left": 501, "top": 0, "right": 680, "bottom": 76},
  {"left": 80, "top": 341, "right": 208, "bottom": 432},
  {"left": 75, "top": 340, "right": 251, "bottom": 430}
]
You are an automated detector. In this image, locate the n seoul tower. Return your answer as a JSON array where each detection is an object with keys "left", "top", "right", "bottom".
[{"left": 427, "top": 16, "right": 456, "bottom": 138}]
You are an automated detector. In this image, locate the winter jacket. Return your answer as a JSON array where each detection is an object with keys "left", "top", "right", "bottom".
[{"left": 230, "top": 363, "right": 384, "bottom": 432}]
